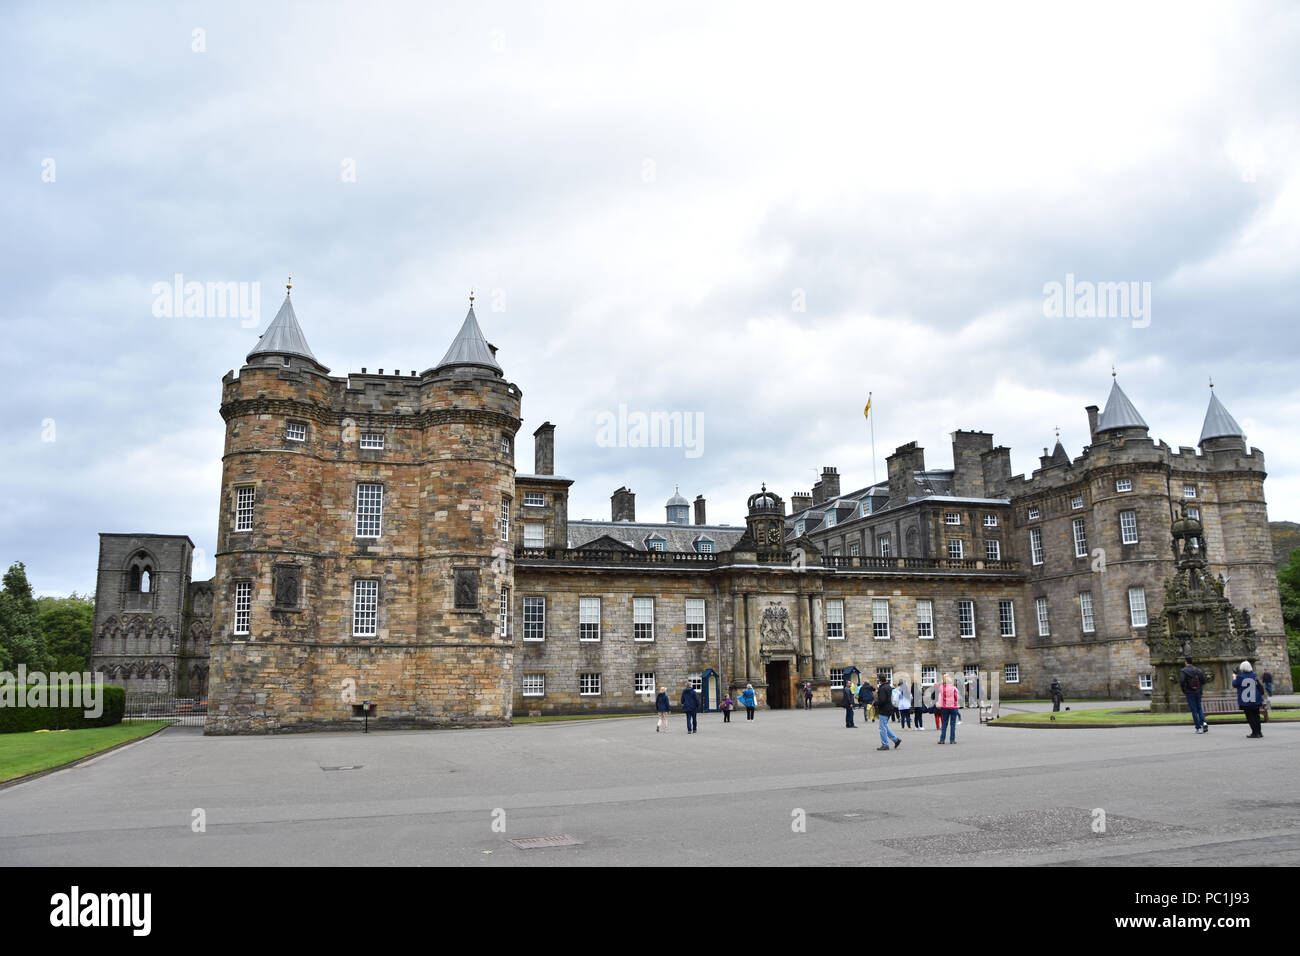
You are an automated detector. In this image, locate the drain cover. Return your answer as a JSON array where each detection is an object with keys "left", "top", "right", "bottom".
[
  {"left": 509, "top": 835, "right": 583, "bottom": 849},
  {"left": 321, "top": 765, "right": 364, "bottom": 771}
]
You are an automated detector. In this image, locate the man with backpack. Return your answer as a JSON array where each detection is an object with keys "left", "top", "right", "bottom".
[
  {"left": 1180, "top": 656, "right": 1209, "bottom": 734},
  {"left": 874, "top": 676, "right": 901, "bottom": 751}
]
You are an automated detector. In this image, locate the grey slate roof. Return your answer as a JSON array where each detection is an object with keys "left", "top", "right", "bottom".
[
  {"left": 434, "top": 305, "right": 501, "bottom": 374},
  {"left": 1199, "top": 391, "right": 1245, "bottom": 443},
  {"left": 666, "top": 486, "right": 689, "bottom": 507},
  {"left": 1049, "top": 440, "right": 1070, "bottom": 466},
  {"left": 248, "top": 293, "right": 319, "bottom": 363},
  {"left": 1096, "top": 379, "right": 1148, "bottom": 432},
  {"left": 567, "top": 520, "right": 745, "bottom": 553}
]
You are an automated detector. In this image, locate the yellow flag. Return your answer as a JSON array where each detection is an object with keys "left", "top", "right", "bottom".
[{"left": 863, "top": 396, "right": 871, "bottom": 420}]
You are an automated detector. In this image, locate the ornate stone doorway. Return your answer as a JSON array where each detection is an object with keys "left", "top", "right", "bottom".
[{"left": 765, "top": 660, "right": 792, "bottom": 709}]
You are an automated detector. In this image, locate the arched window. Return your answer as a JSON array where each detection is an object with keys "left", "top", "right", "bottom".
[
  {"left": 129, "top": 564, "right": 142, "bottom": 591},
  {"left": 141, "top": 566, "right": 152, "bottom": 593}
]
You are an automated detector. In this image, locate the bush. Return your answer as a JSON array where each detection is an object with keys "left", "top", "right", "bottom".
[
  {"left": 0, "top": 685, "right": 124, "bottom": 733},
  {"left": 1292, "top": 666, "right": 1300, "bottom": 695}
]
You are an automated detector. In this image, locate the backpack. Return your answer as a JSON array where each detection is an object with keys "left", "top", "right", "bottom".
[{"left": 1185, "top": 670, "right": 1202, "bottom": 694}]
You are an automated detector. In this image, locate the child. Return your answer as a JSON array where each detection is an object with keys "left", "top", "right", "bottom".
[{"left": 721, "top": 694, "right": 735, "bottom": 723}]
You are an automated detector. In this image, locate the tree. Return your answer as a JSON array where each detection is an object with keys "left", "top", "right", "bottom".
[
  {"left": 1279, "top": 548, "right": 1300, "bottom": 664},
  {"left": 0, "top": 562, "right": 53, "bottom": 672},
  {"left": 37, "top": 593, "right": 95, "bottom": 673}
]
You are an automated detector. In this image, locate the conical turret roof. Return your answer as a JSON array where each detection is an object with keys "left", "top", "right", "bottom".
[
  {"left": 1095, "top": 379, "right": 1148, "bottom": 433},
  {"left": 1049, "top": 440, "right": 1070, "bottom": 465},
  {"left": 434, "top": 304, "right": 502, "bottom": 374},
  {"left": 1199, "top": 390, "right": 1245, "bottom": 444},
  {"left": 248, "top": 292, "right": 320, "bottom": 364}
]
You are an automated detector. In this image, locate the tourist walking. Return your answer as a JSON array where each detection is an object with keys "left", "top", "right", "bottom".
[
  {"left": 1233, "top": 661, "right": 1264, "bottom": 739},
  {"left": 721, "top": 693, "right": 735, "bottom": 723},
  {"left": 842, "top": 680, "right": 857, "bottom": 728},
  {"left": 896, "top": 678, "right": 912, "bottom": 729},
  {"left": 875, "top": 676, "right": 901, "bottom": 751},
  {"left": 1180, "top": 656, "right": 1209, "bottom": 733},
  {"left": 1050, "top": 678, "right": 1064, "bottom": 713},
  {"left": 681, "top": 683, "right": 701, "bottom": 734},
  {"left": 937, "top": 674, "right": 960, "bottom": 744},
  {"left": 655, "top": 686, "right": 670, "bottom": 733},
  {"left": 803, "top": 683, "right": 813, "bottom": 710},
  {"left": 740, "top": 684, "right": 757, "bottom": 720},
  {"left": 1261, "top": 670, "right": 1274, "bottom": 697}
]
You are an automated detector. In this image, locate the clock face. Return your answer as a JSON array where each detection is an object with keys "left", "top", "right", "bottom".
[{"left": 766, "top": 526, "right": 780, "bottom": 544}]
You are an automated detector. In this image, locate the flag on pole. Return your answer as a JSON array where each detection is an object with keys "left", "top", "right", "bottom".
[{"left": 863, "top": 395, "right": 871, "bottom": 420}]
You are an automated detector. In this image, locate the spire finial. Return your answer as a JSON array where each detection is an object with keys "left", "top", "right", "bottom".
[
  {"left": 286, "top": 274, "right": 292, "bottom": 295},
  {"left": 1111, "top": 363, "right": 1116, "bottom": 378},
  {"left": 1054, "top": 425, "right": 1060, "bottom": 439},
  {"left": 1209, "top": 374, "right": 1214, "bottom": 389},
  {"left": 469, "top": 288, "right": 475, "bottom": 307}
]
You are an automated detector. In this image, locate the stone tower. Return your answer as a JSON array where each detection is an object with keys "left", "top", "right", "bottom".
[{"left": 206, "top": 286, "right": 521, "bottom": 733}]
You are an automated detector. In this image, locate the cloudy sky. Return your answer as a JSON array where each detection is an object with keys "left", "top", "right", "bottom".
[{"left": 2, "top": 1, "right": 1298, "bottom": 596}]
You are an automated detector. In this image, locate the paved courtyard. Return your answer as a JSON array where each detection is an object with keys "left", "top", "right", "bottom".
[{"left": 2, "top": 702, "right": 1297, "bottom": 866}]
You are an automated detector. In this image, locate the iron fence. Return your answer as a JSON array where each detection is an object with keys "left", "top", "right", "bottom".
[{"left": 122, "top": 692, "right": 207, "bottom": 727}]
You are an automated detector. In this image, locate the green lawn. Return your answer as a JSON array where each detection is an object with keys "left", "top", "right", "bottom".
[
  {"left": 0, "top": 721, "right": 170, "bottom": 783},
  {"left": 512, "top": 712, "right": 650, "bottom": 724},
  {"left": 994, "top": 707, "right": 1300, "bottom": 727}
]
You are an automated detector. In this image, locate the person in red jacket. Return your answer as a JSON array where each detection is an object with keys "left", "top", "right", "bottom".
[{"left": 937, "top": 674, "right": 960, "bottom": 744}]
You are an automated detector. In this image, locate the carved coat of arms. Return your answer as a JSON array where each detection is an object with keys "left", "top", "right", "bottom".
[{"left": 759, "top": 605, "right": 794, "bottom": 652}]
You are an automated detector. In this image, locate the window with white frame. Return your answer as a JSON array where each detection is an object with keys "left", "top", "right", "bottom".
[
  {"left": 287, "top": 421, "right": 306, "bottom": 442},
  {"left": 360, "top": 432, "right": 384, "bottom": 450},
  {"left": 1071, "top": 494, "right": 1083, "bottom": 510},
  {"left": 1029, "top": 528, "right": 1044, "bottom": 565},
  {"left": 986, "top": 539, "right": 1001, "bottom": 561},
  {"left": 1187, "top": 506, "right": 1200, "bottom": 521},
  {"left": 829, "top": 667, "right": 845, "bottom": 687},
  {"left": 523, "top": 491, "right": 545, "bottom": 507},
  {"left": 635, "top": 672, "right": 655, "bottom": 697},
  {"left": 1120, "top": 510, "right": 1138, "bottom": 544},
  {"left": 353, "top": 579, "right": 378, "bottom": 637},
  {"left": 826, "top": 599, "right": 845, "bottom": 640},
  {"left": 1072, "top": 517, "right": 1088, "bottom": 558},
  {"left": 1079, "top": 591, "right": 1095, "bottom": 633},
  {"left": 794, "top": 520, "right": 805, "bottom": 537},
  {"left": 917, "top": 599, "right": 933, "bottom": 638},
  {"left": 1028, "top": 506, "right": 1041, "bottom": 521},
  {"left": 984, "top": 514, "right": 998, "bottom": 527},
  {"left": 872, "top": 599, "right": 890, "bottom": 639},
  {"left": 235, "top": 486, "right": 255, "bottom": 532},
  {"left": 579, "top": 597, "right": 601, "bottom": 641},
  {"left": 1035, "top": 597, "right": 1050, "bottom": 636},
  {"left": 963, "top": 665, "right": 980, "bottom": 693},
  {"left": 1116, "top": 477, "right": 1132, "bottom": 492},
  {"left": 1128, "top": 587, "right": 1148, "bottom": 627},
  {"left": 1138, "top": 673, "right": 1153, "bottom": 691},
  {"left": 860, "top": 501, "right": 872, "bottom": 518},
  {"left": 958, "top": 600, "right": 975, "bottom": 638},
  {"left": 879, "top": 534, "right": 891, "bottom": 557},
  {"left": 848, "top": 540, "right": 860, "bottom": 556},
  {"left": 1183, "top": 484, "right": 1196, "bottom": 499},
  {"left": 824, "top": 510, "right": 837, "bottom": 529},
  {"left": 876, "top": 666, "right": 893, "bottom": 684},
  {"left": 579, "top": 673, "right": 601, "bottom": 696},
  {"left": 499, "top": 586, "right": 510, "bottom": 637},
  {"left": 686, "top": 598, "right": 706, "bottom": 641},
  {"left": 696, "top": 539, "right": 714, "bottom": 554},
  {"left": 523, "top": 522, "right": 544, "bottom": 548},
  {"left": 499, "top": 498, "right": 510, "bottom": 541},
  {"left": 647, "top": 536, "right": 666, "bottom": 552},
  {"left": 233, "top": 581, "right": 251, "bottom": 635},
  {"left": 523, "top": 597, "right": 545, "bottom": 641},
  {"left": 921, "top": 665, "right": 938, "bottom": 687},
  {"left": 948, "top": 538, "right": 964, "bottom": 560},
  {"left": 1004, "top": 663, "right": 1020, "bottom": 684},
  {"left": 999, "top": 600, "right": 1015, "bottom": 637},
  {"left": 500, "top": 435, "right": 511, "bottom": 456},
  {"left": 633, "top": 597, "right": 655, "bottom": 641},
  {"left": 945, "top": 512, "right": 961, "bottom": 525},
  {"left": 356, "top": 484, "right": 383, "bottom": 538},
  {"left": 688, "top": 674, "right": 702, "bottom": 692},
  {"left": 522, "top": 673, "right": 545, "bottom": 697}
]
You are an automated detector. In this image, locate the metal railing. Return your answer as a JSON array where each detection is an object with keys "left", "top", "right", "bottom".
[{"left": 123, "top": 692, "right": 207, "bottom": 727}]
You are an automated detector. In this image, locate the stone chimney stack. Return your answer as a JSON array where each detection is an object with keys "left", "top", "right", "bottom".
[
  {"left": 951, "top": 430, "right": 993, "bottom": 497},
  {"left": 533, "top": 421, "right": 555, "bottom": 475},
  {"left": 820, "top": 467, "right": 840, "bottom": 501},
  {"left": 694, "top": 495, "right": 706, "bottom": 526},
  {"left": 980, "top": 446, "right": 1012, "bottom": 497},
  {"left": 1085, "top": 405, "right": 1100, "bottom": 443},
  {"left": 611, "top": 486, "right": 635, "bottom": 522},
  {"left": 887, "top": 443, "right": 925, "bottom": 504},
  {"left": 790, "top": 492, "right": 812, "bottom": 513}
]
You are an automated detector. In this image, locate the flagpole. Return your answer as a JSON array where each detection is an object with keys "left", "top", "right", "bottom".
[{"left": 868, "top": 391, "right": 877, "bottom": 489}]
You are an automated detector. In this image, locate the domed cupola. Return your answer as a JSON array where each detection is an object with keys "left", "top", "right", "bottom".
[
  {"left": 745, "top": 483, "right": 786, "bottom": 553},
  {"left": 666, "top": 485, "right": 690, "bottom": 525}
]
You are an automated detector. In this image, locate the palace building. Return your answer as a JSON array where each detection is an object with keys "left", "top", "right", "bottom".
[{"left": 90, "top": 287, "right": 1293, "bottom": 731}]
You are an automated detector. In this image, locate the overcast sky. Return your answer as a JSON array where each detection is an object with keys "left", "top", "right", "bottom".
[{"left": 3, "top": 1, "right": 1298, "bottom": 597}]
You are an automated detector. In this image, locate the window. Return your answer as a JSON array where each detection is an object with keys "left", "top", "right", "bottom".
[
  {"left": 872, "top": 599, "right": 890, "bottom": 639},
  {"left": 831, "top": 548, "right": 841, "bottom": 557},
  {"left": 963, "top": 665, "right": 980, "bottom": 691},
  {"left": 986, "top": 539, "right": 1001, "bottom": 561},
  {"left": 878, "top": 534, "right": 891, "bottom": 557},
  {"left": 1187, "top": 506, "right": 1200, "bottom": 521},
  {"left": 522, "top": 673, "right": 545, "bottom": 697},
  {"left": 794, "top": 520, "right": 805, "bottom": 537},
  {"left": 876, "top": 667, "right": 893, "bottom": 684},
  {"left": 634, "top": 597, "right": 655, "bottom": 641},
  {"left": 984, "top": 514, "right": 998, "bottom": 527},
  {"left": 824, "top": 510, "right": 837, "bottom": 529},
  {"left": 829, "top": 667, "right": 845, "bottom": 687},
  {"left": 1072, "top": 517, "right": 1088, "bottom": 558},
  {"left": 635, "top": 672, "right": 656, "bottom": 697},
  {"left": 1070, "top": 495, "right": 1083, "bottom": 510},
  {"left": 1120, "top": 510, "right": 1138, "bottom": 545},
  {"left": 860, "top": 500, "right": 872, "bottom": 518},
  {"left": 579, "top": 598, "right": 601, "bottom": 641},
  {"left": 647, "top": 536, "right": 666, "bottom": 552},
  {"left": 579, "top": 673, "right": 601, "bottom": 696},
  {"left": 686, "top": 598, "right": 706, "bottom": 641},
  {"left": 1138, "top": 673, "right": 1153, "bottom": 691},
  {"left": 523, "top": 597, "right": 545, "bottom": 641},
  {"left": 360, "top": 432, "right": 384, "bottom": 450},
  {"left": 1004, "top": 664, "right": 1020, "bottom": 684},
  {"left": 1035, "top": 597, "right": 1050, "bottom": 637},
  {"left": 1079, "top": 592, "right": 1095, "bottom": 633},
  {"left": 948, "top": 538, "right": 964, "bottom": 559},
  {"left": 848, "top": 540, "right": 860, "bottom": 556},
  {"left": 233, "top": 582, "right": 251, "bottom": 635},
  {"left": 499, "top": 498, "right": 510, "bottom": 541},
  {"left": 1028, "top": 506, "right": 1041, "bottom": 521},
  {"left": 1116, "top": 478, "right": 1132, "bottom": 492},
  {"left": 945, "top": 512, "right": 961, "bottom": 525},
  {"left": 826, "top": 599, "right": 845, "bottom": 640},
  {"left": 353, "top": 484, "right": 383, "bottom": 538},
  {"left": 1029, "top": 528, "right": 1044, "bottom": 565},
  {"left": 1128, "top": 587, "right": 1148, "bottom": 627},
  {"left": 1183, "top": 484, "right": 1197, "bottom": 499},
  {"left": 916, "top": 600, "right": 933, "bottom": 638},
  {"left": 958, "top": 600, "right": 975, "bottom": 638},
  {"left": 523, "top": 491, "right": 545, "bottom": 507},
  {"left": 696, "top": 539, "right": 714, "bottom": 554},
  {"left": 687, "top": 674, "right": 703, "bottom": 692},
  {"left": 500, "top": 435, "right": 512, "bottom": 456},
  {"left": 999, "top": 600, "right": 1015, "bottom": 637},
  {"left": 353, "top": 580, "right": 378, "bottom": 637},
  {"left": 287, "top": 422, "right": 306, "bottom": 442},
  {"left": 921, "top": 665, "right": 938, "bottom": 686},
  {"left": 524, "top": 522, "right": 544, "bottom": 548},
  {"left": 499, "top": 586, "right": 510, "bottom": 637},
  {"left": 234, "top": 486, "right": 255, "bottom": 532}
]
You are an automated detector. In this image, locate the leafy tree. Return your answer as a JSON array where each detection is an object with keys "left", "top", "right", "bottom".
[
  {"left": 37, "top": 593, "right": 95, "bottom": 673},
  {"left": 0, "top": 562, "right": 52, "bottom": 672},
  {"left": 1280, "top": 548, "right": 1300, "bottom": 663}
]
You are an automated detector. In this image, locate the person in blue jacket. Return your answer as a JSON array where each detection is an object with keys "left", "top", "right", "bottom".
[
  {"left": 681, "top": 683, "right": 701, "bottom": 734},
  {"left": 1233, "top": 661, "right": 1264, "bottom": 739},
  {"left": 841, "top": 680, "right": 856, "bottom": 728},
  {"left": 655, "top": 686, "right": 670, "bottom": 733},
  {"left": 740, "top": 684, "right": 757, "bottom": 720}
]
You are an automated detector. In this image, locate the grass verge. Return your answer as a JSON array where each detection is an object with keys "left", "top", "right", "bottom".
[
  {"left": 993, "top": 707, "right": 1300, "bottom": 727},
  {"left": 0, "top": 721, "right": 170, "bottom": 784}
]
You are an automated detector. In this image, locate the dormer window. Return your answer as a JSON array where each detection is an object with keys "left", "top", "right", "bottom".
[
  {"left": 860, "top": 500, "right": 872, "bottom": 518},
  {"left": 646, "top": 535, "right": 667, "bottom": 552},
  {"left": 794, "top": 520, "right": 805, "bottom": 537},
  {"left": 695, "top": 537, "right": 714, "bottom": 554},
  {"left": 824, "top": 511, "right": 837, "bottom": 529}
]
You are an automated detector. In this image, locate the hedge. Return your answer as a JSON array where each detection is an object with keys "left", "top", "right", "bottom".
[
  {"left": 1292, "top": 666, "right": 1300, "bottom": 695},
  {"left": 0, "top": 685, "right": 125, "bottom": 733}
]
